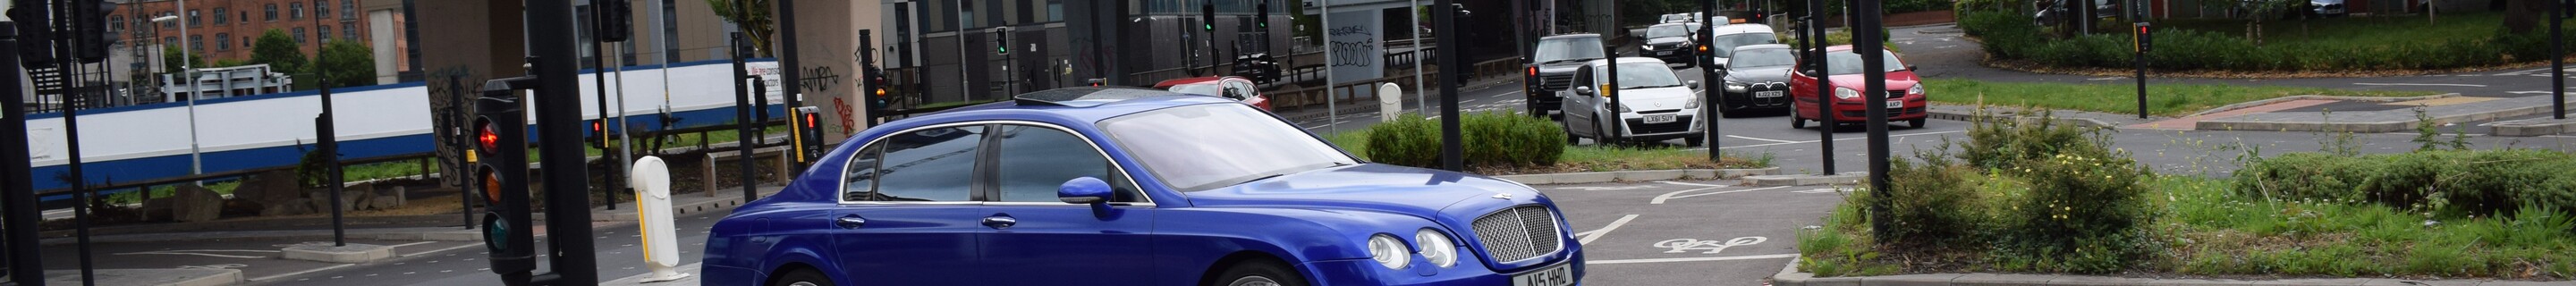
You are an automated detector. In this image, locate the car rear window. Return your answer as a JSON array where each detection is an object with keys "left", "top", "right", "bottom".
[{"left": 1099, "top": 104, "right": 1355, "bottom": 192}]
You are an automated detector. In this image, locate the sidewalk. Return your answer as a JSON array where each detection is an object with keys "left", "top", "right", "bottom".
[
  {"left": 40, "top": 185, "right": 784, "bottom": 246},
  {"left": 589, "top": 186, "right": 784, "bottom": 222},
  {"left": 600, "top": 263, "right": 703, "bottom": 286}
]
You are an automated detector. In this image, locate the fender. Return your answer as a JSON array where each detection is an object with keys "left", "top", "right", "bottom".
[{"left": 1149, "top": 206, "right": 1452, "bottom": 286}]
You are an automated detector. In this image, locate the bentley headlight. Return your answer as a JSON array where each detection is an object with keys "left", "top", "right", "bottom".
[
  {"left": 1368, "top": 234, "right": 1411, "bottom": 269},
  {"left": 1415, "top": 229, "right": 1459, "bottom": 268},
  {"left": 1835, "top": 87, "right": 1860, "bottom": 100}
]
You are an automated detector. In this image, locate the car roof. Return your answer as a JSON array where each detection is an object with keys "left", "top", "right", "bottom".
[
  {"left": 1714, "top": 24, "right": 1775, "bottom": 34},
  {"left": 1540, "top": 33, "right": 1601, "bottom": 40},
  {"left": 929, "top": 88, "right": 1236, "bottom": 123},
  {"left": 1589, "top": 57, "right": 1667, "bottom": 66},
  {"left": 1735, "top": 44, "right": 1792, "bottom": 52}
]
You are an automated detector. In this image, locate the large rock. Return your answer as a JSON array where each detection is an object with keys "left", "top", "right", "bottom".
[
  {"left": 260, "top": 198, "right": 314, "bottom": 216},
  {"left": 232, "top": 171, "right": 306, "bottom": 207},
  {"left": 306, "top": 182, "right": 373, "bottom": 213},
  {"left": 366, "top": 186, "right": 406, "bottom": 210},
  {"left": 140, "top": 198, "right": 174, "bottom": 222},
  {"left": 172, "top": 184, "right": 226, "bottom": 223}
]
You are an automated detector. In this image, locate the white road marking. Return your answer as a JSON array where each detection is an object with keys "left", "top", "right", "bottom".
[
  {"left": 1553, "top": 186, "right": 1661, "bottom": 191},
  {"left": 2510, "top": 91, "right": 2557, "bottom": 95},
  {"left": 2542, "top": 135, "right": 2576, "bottom": 139},
  {"left": 1725, "top": 135, "right": 1800, "bottom": 143},
  {"left": 1793, "top": 188, "right": 1841, "bottom": 194},
  {"left": 1585, "top": 253, "right": 1800, "bottom": 265},
  {"left": 1574, "top": 214, "right": 1639, "bottom": 245},
  {"left": 1656, "top": 181, "right": 1728, "bottom": 187},
  {"left": 400, "top": 244, "right": 485, "bottom": 257},
  {"left": 2353, "top": 83, "right": 2486, "bottom": 88},
  {"left": 1651, "top": 186, "right": 1788, "bottom": 204},
  {"left": 1653, "top": 237, "right": 1767, "bottom": 254},
  {"left": 2086, "top": 77, "right": 2127, "bottom": 80},
  {"left": 250, "top": 264, "right": 357, "bottom": 282}
]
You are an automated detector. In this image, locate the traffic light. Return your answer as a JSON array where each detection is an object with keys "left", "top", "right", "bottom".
[
  {"left": 1256, "top": 1, "right": 1269, "bottom": 29},
  {"left": 472, "top": 80, "right": 536, "bottom": 279},
  {"left": 598, "top": 0, "right": 631, "bottom": 42},
  {"left": 10, "top": 0, "right": 56, "bottom": 68},
  {"left": 1201, "top": 2, "right": 1216, "bottom": 31},
  {"left": 993, "top": 28, "right": 1009, "bottom": 55},
  {"left": 588, "top": 121, "right": 607, "bottom": 149},
  {"left": 2134, "top": 23, "right": 2152, "bottom": 53},
  {"left": 75, "top": 0, "right": 111, "bottom": 63},
  {"left": 794, "top": 106, "right": 824, "bottom": 162},
  {"left": 866, "top": 68, "right": 889, "bottom": 113}
]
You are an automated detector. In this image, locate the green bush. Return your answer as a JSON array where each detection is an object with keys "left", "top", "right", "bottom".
[
  {"left": 1871, "top": 151, "right": 1988, "bottom": 246},
  {"left": 1362, "top": 113, "right": 1564, "bottom": 169},
  {"left": 1956, "top": 109, "right": 2105, "bottom": 172},
  {"left": 2234, "top": 149, "right": 2576, "bottom": 218},
  {"left": 1993, "top": 136, "right": 2156, "bottom": 273},
  {"left": 1958, "top": 11, "right": 2563, "bottom": 71},
  {"left": 1886, "top": 0, "right": 1955, "bottom": 13}
]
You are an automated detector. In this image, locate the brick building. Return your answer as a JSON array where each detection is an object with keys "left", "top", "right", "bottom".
[{"left": 106, "top": 0, "right": 405, "bottom": 78}]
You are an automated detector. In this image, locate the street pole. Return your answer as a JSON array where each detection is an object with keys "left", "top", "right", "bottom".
[
  {"left": 1322, "top": 2, "right": 1336, "bottom": 134},
  {"left": 1808, "top": 0, "right": 1834, "bottom": 174},
  {"left": 1606, "top": 0, "right": 1623, "bottom": 147},
  {"left": 1411, "top": 0, "right": 1425, "bottom": 115},
  {"left": 1702, "top": 0, "right": 1721, "bottom": 158},
  {"left": 0, "top": 23, "right": 46, "bottom": 286},
  {"left": 528, "top": 0, "right": 600, "bottom": 283},
  {"left": 2556, "top": 0, "right": 2566, "bottom": 120},
  {"left": 591, "top": 1, "right": 617, "bottom": 211},
  {"left": 1858, "top": 0, "right": 1894, "bottom": 240},
  {"left": 776, "top": 0, "right": 803, "bottom": 169},
  {"left": 316, "top": 11, "right": 344, "bottom": 246},
  {"left": 2136, "top": 21, "right": 2148, "bottom": 120},
  {"left": 1436, "top": 0, "right": 1462, "bottom": 171},
  {"left": 57, "top": 4, "right": 97, "bottom": 281},
  {"left": 730, "top": 0, "right": 757, "bottom": 205},
  {"left": 182, "top": 0, "right": 201, "bottom": 178}
]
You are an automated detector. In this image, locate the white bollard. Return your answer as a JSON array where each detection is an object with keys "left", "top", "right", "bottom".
[
  {"left": 630, "top": 156, "right": 692, "bottom": 282},
  {"left": 1379, "top": 82, "right": 1404, "bottom": 122}
]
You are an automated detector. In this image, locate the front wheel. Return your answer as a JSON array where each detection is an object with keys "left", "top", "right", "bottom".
[
  {"left": 1685, "top": 136, "right": 1707, "bottom": 147},
  {"left": 1790, "top": 105, "right": 1808, "bottom": 129},
  {"left": 769, "top": 268, "right": 831, "bottom": 286},
  {"left": 1210, "top": 259, "right": 1309, "bottom": 286},
  {"left": 1909, "top": 118, "right": 1928, "bottom": 129}
]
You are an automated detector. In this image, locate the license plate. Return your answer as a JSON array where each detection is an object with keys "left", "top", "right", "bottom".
[
  {"left": 1512, "top": 263, "right": 1575, "bottom": 286},
  {"left": 1643, "top": 114, "right": 1678, "bottom": 124},
  {"left": 1886, "top": 99, "right": 1904, "bottom": 109},
  {"left": 1655, "top": 51, "right": 1673, "bottom": 55},
  {"left": 1755, "top": 91, "right": 1784, "bottom": 97}
]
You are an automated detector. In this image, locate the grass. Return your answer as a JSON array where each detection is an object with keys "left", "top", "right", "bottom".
[
  {"left": 1798, "top": 175, "right": 2576, "bottom": 279},
  {"left": 2152, "top": 13, "right": 2499, "bottom": 49},
  {"left": 1922, "top": 79, "right": 2440, "bottom": 116},
  {"left": 1320, "top": 130, "right": 1772, "bottom": 173}
]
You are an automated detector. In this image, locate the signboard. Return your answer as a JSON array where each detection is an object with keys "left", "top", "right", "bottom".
[{"left": 1326, "top": 10, "right": 1383, "bottom": 82}]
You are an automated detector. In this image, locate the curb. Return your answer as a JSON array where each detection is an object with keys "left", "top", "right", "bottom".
[
  {"left": 589, "top": 191, "right": 767, "bottom": 222},
  {"left": 2487, "top": 118, "right": 2576, "bottom": 137},
  {"left": 1925, "top": 109, "right": 2117, "bottom": 129},
  {"left": 47, "top": 269, "right": 242, "bottom": 286},
  {"left": 1491, "top": 168, "right": 1780, "bottom": 185},
  {"left": 2188, "top": 93, "right": 2461, "bottom": 118},
  {"left": 1739, "top": 172, "right": 1866, "bottom": 187},
  {"left": 2197, "top": 101, "right": 2565, "bottom": 133}
]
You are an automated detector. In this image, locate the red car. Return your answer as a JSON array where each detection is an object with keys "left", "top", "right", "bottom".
[
  {"left": 1788, "top": 46, "right": 1928, "bottom": 129},
  {"left": 1152, "top": 76, "right": 1274, "bottom": 111}
]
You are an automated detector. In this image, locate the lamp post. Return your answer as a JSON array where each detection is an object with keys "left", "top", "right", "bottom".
[{"left": 152, "top": 12, "right": 199, "bottom": 178}]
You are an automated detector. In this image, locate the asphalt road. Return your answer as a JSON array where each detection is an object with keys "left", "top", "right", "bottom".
[
  {"left": 242, "top": 214, "right": 724, "bottom": 286},
  {"left": 1539, "top": 180, "right": 1846, "bottom": 286}
]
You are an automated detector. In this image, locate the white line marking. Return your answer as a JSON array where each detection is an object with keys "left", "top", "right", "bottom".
[
  {"left": 400, "top": 244, "right": 484, "bottom": 257},
  {"left": 1725, "top": 135, "right": 1800, "bottom": 143},
  {"left": 249, "top": 264, "right": 357, "bottom": 282},
  {"left": 1574, "top": 214, "right": 1639, "bottom": 245},
  {"left": 1652, "top": 186, "right": 1789, "bottom": 204},
  {"left": 1585, "top": 253, "right": 1801, "bottom": 265},
  {"left": 2353, "top": 83, "right": 2487, "bottom": 88},
  {"left": 387, "top": 241, "right": 437, "bottom": 248},
  {"left": 1656, "top": 181, "right": 1727, "bottom": 187}
]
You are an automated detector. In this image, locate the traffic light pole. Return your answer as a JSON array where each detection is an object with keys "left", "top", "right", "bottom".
[
  {"left": 528, "top": 0, "right": 599, "bottom": 284},
  {"left": 1701, "top": 0, "right": 1721, "bottom": 159},
  {"left": 1857, "top": 0, "right": 1894, "bottom": 241},
  {"left": 0, "top": 23, "right": 45, "bottom": 286},
  {"left": 1805, "top": 1, "right": 1835, "bottom": 174},
  {"left": 590, "top": 3, "right": 618, "bottom": 211},
  {"left": 731, "top": 0, "right": 758, "bottom": 206},
  {"left": 1436, "top": 0, "right": 1462, "bottom": 171},
  {"left": 776, "top": 0, "right": 806, "bottom": 169}
]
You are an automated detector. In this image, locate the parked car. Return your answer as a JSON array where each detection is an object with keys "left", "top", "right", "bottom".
[
  {"left": 1640, "top": 23, "right": 1699, "bottom": 67},
  {"left": 1662, "top": 13, "right": 1696, "bottom": 23},
  {"left": 2308, "top": 0, "right": 2346, "bottom": 18},
  {"left": 1560, "top": 57, "right": 1708, "bottom": 147},
  {"left": 1715, "top": 44, "right": 1797, "bottom": 117},
  {"left": 1788, "top": 46, "right": 1928, "bottom": 129},
  {"left": 1233, "top": 53, "right": 1283, "bottom": 84},
  {"left": 2034, "top": 0, "right": 2121, "bottom": 26},
  {"left": 1154, "top": 76, "right": 1273, "bottom": 112},
  {"left": 1701, "top": 23, "right": 1779, "bottom": 68},
  {"left": 1527, "top": 34, "right": 1608, "bottom": 117},
  {"left": 700, "top": 88, "right": 1586, "bottom": 286}
]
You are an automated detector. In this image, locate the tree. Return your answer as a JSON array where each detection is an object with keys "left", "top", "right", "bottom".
[
  {"left": 161, "top": 45, "right": 204, "bottom": 74},
  {"left": 316, "top": 39, "right": 376, "bottom": 88},
  {"left": 705, "top": 0, "right": 775, "bottom": 57},
  {"left": 249, "top": 29, "right": 309, "bottom": 75}
]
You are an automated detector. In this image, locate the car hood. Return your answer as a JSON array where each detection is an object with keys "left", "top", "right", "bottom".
[
  {"left": 1825, "top": 71, "right": 1922, "bottom": 85},
  {"left": 1184, "top": 164, "right": 1545, "bottom": 222},
  {"left": 1724, "top": 66, "right": 1793, "bottom": 83},
  {"left": 1614, "top": 86, "right": 1699, "bottom": 111},
  {"left": 1536, "top": 61, "right": 1590, "bottom": 75},
  {"left": 1646, "top": 37, "right": 1691, "bottom": 46}
]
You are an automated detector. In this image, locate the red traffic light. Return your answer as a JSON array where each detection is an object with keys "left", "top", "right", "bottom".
[
  {"left": 477, "top": 122, "right": 501, "bottom": 152},
  {"left": 1527, "top": 66, "right": 1538, "bottom": 77},
  {"left": 803, "top": 113, "right": 820, "bottom": 129}
]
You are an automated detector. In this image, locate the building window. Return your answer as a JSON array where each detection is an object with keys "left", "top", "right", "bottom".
[
  {"left": 343, "top": 23, "right": 356, "bottom": 39},
  {"left": 318, "top": 26, "right": 331, "bottom": 41},
  {"left": 291, "top": 3, "right": 304, "bottom": 20},
  {"left": 189, "top": 10, "right": 201, "bottom": 27},
  {"left": 109, "top": 15, "right": 123, "bottom": 31},
  {"left": 162, "top": 12, "right": 177, "bottom": 29},
  {"left": 316, "top": 1, "right": 330, "bottom": 19},
  {"left": 214, "top": 8, "right": 227, "bottom": 25},
  {"left": 190, "top": 35, "right": 203, "bottom": 51},
  {"left": 266, "top": 4, "right": 278, "bottom": 21},
  {"left": 216, "top": 33, "right": 231, "bottom": 50},
  {"left": 342, "top": 0, "right": 355, "bottom": 20},
  {"left": 293, "top": 28, "right": 307, "bottom": 44},
  {"left": 164, "top": 37, "right": 176, "bottom": 46}
]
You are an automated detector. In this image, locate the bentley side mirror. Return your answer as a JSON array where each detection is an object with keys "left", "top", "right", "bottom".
[
  {"left": 1573, "top": 86, "right": 1597, "bottom": 97},
  {"left": 1057, "top": 177, "right": 1113, "bottom": 205}
]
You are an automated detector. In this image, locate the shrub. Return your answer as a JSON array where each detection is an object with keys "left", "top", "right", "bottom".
[
  {"left": 2233, "top": 149, "right": 2576, "bottom": 218},
  {"left": 1362, "top": 113, "right": 1564, "bottom": 169},
  {"left": 1870, "top": 150, "right": 1988, "bottom": 246},
  {"left": 1960, "top": 11, "right": 2563, "bottom": 72},
  {"left": 1995, "top": 146, "right": 2157, "bottom": 273},
  {"left": 1955, "top": 108, "right": 2106, "bottom": 172}
]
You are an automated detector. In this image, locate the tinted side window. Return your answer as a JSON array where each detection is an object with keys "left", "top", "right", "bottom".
[
  {"left": 856, "top": 125, "right": 986, "bottom": 202},
  {"left": 840, "top": 145, "right": 884, "bottom": 201},
  {"left": 992, "top": 125, "right": 1140, "bottom": 203}
]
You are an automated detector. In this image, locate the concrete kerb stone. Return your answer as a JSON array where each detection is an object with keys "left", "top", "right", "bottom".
[
  {"left": 2188, "top": 94, "right": 2461, "bottom": 118},
  {"left": 279, "top": 242, "right": 397, "bottom": 264},
  {"left": 1927, "top": 108, "right": 2117, "bottom": 129},
  {"left": 1491, "top": 168, "right": 1780, "bottom": 185},
  {"left": 1740, "top": 172, "right": 1867, "bottom": 187},
  {"left": 1868, "top": 273, "right": 1970, "bottom": 286},
  {"left": 47, "top": 269, "right": 242, "bottom": 286},
  {"left": 2199, "top": 103, "right": 2558, "bottom": 133},
  {"left": 1950, "top": 273, "right": 2063, "bottom": 286},
  {"left": 2486, "top": 117, "right": 2576, "bottom": 137}
]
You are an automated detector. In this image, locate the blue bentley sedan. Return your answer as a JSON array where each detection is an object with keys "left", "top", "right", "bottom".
[{"left": 700, "top": 88, "right": 1584, "bottom": 286}]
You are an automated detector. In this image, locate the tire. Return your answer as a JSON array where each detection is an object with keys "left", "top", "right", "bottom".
[
  {"left": 1563, "top": 120, "right": 1581, "bottom": 145},
  {"left": 1685, "top": 136, "right": 1706, "bottom": 147},
  {"left": 1790, "top": 105, "right": 1808, "bottom": 129},
  {"left": 1592, "top": 117, "right": 1614, "bottom": 146},
  {"left": 1909, "top": 118, "right": 1928, "bottom": 129},
  {"left": 1210, "top": 259, "right": 1310, "bottom": 286},
  {"left": 769, "top": 268, "right": 830, "bottom": 286}
]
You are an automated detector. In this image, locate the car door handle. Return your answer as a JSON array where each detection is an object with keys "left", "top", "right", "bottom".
[
  {"left": 981, "top": 215, "right": 1018, "bottom": 229},
  {"left": 835, "top": 215, "right": 867, "bottom": 229}
]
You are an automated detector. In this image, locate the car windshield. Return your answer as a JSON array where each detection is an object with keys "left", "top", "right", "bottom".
[
  {"left": 1597, "top": 62, "right": 1685, "bottom": 89},
  {"left": 1534, "top": 38, "right": 1606, "bottom": 63},
  {"left": 1646, "top": 25, "right": 1690, "bottom": 38},
  {"left": 1707, "top": 32, "right": 1778, "bottom": 57},
  {"left": 1100, "top": 104, "right": 1356, "bottom": 192},
  {"left": 1167, "top": 83, "right": 1221, "bottom": 97},
  {"left": 1730, "top": 48, "right": 1795, "bottom": 69},
  {"left": 1825, "top": 50, "right": 1910, "bottom": 75}
]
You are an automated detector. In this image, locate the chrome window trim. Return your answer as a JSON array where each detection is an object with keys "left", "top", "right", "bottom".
[{"left": 836, "top": 120, "right": 1156, "bottom": 206}]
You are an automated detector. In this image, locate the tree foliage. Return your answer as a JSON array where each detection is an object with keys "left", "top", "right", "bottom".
[
  {"left": 317, "top": 39, "right": 376, "bottom": 88},
  {"left": 704, "top": 0, "right": 775, "bottom": 57},
  {"left": 250, "top": 29, "right": 309, "bottom": 74}
]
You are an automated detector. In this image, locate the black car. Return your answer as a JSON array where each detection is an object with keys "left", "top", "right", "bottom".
[
  {"left": 1639, "top": 23, "right": 1699, "bottom": 67},
  {"left": 1713, "top": 44, "right": 1796, "bottom": 117},
  {"left": 1527, "top": 34, "right": 1607, "bottom": 117}
]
